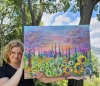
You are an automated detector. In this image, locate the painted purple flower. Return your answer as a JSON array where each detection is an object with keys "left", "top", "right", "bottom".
[{"left": 84, "top": 67, "right": 92, "bottom": 75}]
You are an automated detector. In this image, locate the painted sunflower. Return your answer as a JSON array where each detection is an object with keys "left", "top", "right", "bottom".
[
  {"left": 78, "top": 55, "right": 87, "bottom": 64},
  {"left": 74, "top": 62, "right": 84, "bottom": 75},
  {"left": 63, "top": 66, "right": 72, "bottom": 75}
]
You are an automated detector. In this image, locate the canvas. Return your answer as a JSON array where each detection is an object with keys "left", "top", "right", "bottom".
[{"left": 24, "top": 25, "right": 92, "bottom": 79}]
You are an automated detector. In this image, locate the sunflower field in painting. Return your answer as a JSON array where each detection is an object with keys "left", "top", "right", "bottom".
[{"left": 24, "top": 25, "right": 92, "bottom": 79}]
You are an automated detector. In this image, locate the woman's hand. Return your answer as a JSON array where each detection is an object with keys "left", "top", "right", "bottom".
[{"left": 65, "top": 76, "right": 85, "bottom": 80}]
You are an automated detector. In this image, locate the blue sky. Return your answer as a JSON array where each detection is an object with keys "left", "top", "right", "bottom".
[{"left": 41, "top": 3, "right": 100, "bottom": 49}]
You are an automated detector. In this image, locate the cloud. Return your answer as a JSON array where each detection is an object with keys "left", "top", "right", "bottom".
[
  {"left": 42, "top": 12, "right": 72, "bottom": 26},
  {"left": 91, "top": 38, "right": 100, "bottom": 47},
  {"left": 90, "top": 18, "right": 100, "bottom": 47},
  {"left": 41, "top": 12, "right": 56, "bottom": 26},
  {"left": 52, "top": 12, "right": 72, "bottom": 25},
  {"left": 90, "top": 17, "right": 100, "bottom": 39},
  {"left": 90, "top": 29, "right": 100, "bottom": 38}
]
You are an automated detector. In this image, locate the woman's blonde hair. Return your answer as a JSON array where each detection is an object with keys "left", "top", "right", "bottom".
[{"left": 3, "top": 39, "right": 24, "bottom": 63}]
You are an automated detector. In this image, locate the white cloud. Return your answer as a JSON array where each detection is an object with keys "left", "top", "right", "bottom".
[
  {"left": 52, "top": 12, "right": 72, "bottom": 25},
  {"left": 42, "top": 12, "right": 72, "bottom": 26},
  {"left": 90, "top": 38, "right": 100, "bottom": 47},
  {"left": 90, "top": 17, "right": 100, "bottom": 47},
  {"left": 90, "top": 18, "right": 100, "bottom": 38},
  {"left": 41, "top": 12, "right": 56, "bottom": 26},
  {"left": 90, "top": 29, "right": 100, "bottom": 38},
  {"left": 90, "top": 17, "right": 100, "bottom": 31}
]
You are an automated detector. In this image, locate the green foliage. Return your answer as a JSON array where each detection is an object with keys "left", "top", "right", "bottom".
[
  {"left": 35, "top": 79, "right": 52, "bottom": 86},
  {"left": 97, "top": 14, "right": 100, "bottom": 21},
  {"left": 35, "top": 79, "right": 46, "bottom": 86},
  {"left": 84, "top": 77, "right": 100, "bottom": 86},
  {"left": 35, "top": 77, "right": 100, "bottom": 86},
  {"left": 91, "top": 52, "right": 100, "bottom": 77},
  {"left": 94, "top": 4, "right": 98, "bottom": 11},
  {"left": 52, "top": 80, "right": 68, "bottom": 86},
  {"left": 40, "top": 0, "right": 71, "bottom": 13}
]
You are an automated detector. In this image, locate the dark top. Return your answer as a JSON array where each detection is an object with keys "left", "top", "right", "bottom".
[{"left": 0, "top": 64, "right": 35, "bottom": 86}]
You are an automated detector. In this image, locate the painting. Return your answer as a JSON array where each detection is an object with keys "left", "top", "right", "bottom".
[{"left": 24, "top": 25, "right": 92, "bottom": 79}]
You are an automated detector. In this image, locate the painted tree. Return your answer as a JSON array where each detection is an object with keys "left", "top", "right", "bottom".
[{"left": 24, "top": 30, "right": 54, "bottom": 67}]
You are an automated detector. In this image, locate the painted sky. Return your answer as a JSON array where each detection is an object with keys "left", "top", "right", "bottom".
[
  {"left": 24, "top": 25, "right": 90, "bottom": 58},
  {"left": 24, "top": 25, "right": 89, "bottom": 34},
  {"left": 41, "top": 1, "right": 100, "bottom": 49}
]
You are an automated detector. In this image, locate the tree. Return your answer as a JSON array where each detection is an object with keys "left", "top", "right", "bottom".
[
  {"left": 1, "top": 0, "right": 100, "bottom": 86},
  {"left": 69, "top": 0, "right": 100, "bottom": 86},
  {"left": 70, "top": 0, "right": 100, "bottom": 24},
  {"left": 0, "top": 0, "right": 23, "bottom": 66},
  {"left": 27, "top": 0, "right": 71, "bottom": 25}
]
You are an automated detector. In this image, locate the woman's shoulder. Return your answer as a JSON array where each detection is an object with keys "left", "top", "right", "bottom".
[
  {"left": 0, "top": 64, "right": 9, "bottom": 78},
  {"left": 0, "top": 64, "right": 9, "bottom": 71},
  {"left": 0, "top": 63, "right": 7, "bottom": 68}
]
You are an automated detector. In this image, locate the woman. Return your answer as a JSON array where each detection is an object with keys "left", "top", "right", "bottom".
[
  {"left": 0, "top": 40, "right": 84, "bottom": 86},
  {"left": 0, "top": 40, "right": 35, "bottom": 86}
]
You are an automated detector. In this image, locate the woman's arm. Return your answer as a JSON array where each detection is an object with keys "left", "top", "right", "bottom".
[
  {"left": 0, "top": 67, "right": 23, "bottom": 86},
  {"left": 0, "top": 56, "right": 24, "bottom": 86},
  {"left": 37, "top": 72, "right": 84, "bottom": 83},
  {"left": 38, "top": 76, "right": 65, "bottom": 83}
]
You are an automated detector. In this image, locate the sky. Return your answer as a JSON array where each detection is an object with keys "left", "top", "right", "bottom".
[{"left": 41, "top": 7, "right": 100, "bottom": 49}]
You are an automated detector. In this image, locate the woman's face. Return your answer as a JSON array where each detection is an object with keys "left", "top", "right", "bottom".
[{"left": 8, "top": 47, "right": 23, "bottom": 64}]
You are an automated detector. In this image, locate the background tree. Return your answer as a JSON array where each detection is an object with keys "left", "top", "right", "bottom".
[
  {"left": 69, "top": 0, "right": 100, "bottom": 86},
  {"left": 1, "top": 0, "right": 100, "bottom": 86}
]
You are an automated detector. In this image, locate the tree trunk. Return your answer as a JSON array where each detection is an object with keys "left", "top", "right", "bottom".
[
  {"left": 36, "top": 0, "right": 44, "bottom": 26},
  {"left": 79, "top": 0, "right": 98, "bottom": 24},
  {"left": 20, "top": 0, "right": 26, "bottom": 26},
  {"left": 0, "top": 15, "right": 4, "bottom": 66},
  {"left": 20, "top": 0, "right": 26, "bottom": 41},
  {"left": 28, "top": 0, "right": 36, "bottom": 25},
  {"left": 68, "top": 0, "right": 99, "bottom": 86},
  {"left": 28, "top": 0, "right": 44, "bottom": 26},
  {"left": 68, "top": 79, "right": 83, "bottom": 86}
]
